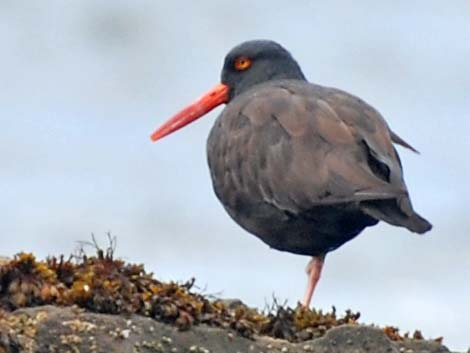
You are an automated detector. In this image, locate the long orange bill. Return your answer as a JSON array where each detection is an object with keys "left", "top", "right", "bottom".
[{"left": 150, "top": 83, "right": 230, "bottom": 142}]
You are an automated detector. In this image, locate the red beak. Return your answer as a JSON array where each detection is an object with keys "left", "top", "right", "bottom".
[{"left": 151, "top": 83, "right": 229, "bottom": 142}]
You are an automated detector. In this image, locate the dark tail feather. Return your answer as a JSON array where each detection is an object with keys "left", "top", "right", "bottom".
[
  {"left": 360, "top": 197, "right": 432, "bottom": 234},
  {"left": 407, "top": 213, "right": 432, "bottom": 234}
]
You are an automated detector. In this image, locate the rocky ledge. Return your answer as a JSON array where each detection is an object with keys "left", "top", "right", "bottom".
[{"left": 0, "top": 305, "right": 452, "bottom": 353}]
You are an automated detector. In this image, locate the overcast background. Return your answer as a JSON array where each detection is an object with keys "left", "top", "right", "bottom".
[{"left": 1, "top": 1, "right": 469, "bottom": 350}]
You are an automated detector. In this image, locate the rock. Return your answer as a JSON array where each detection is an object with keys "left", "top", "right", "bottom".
[{"left": 0, "top": 305, "right": 454, "bottom": 353}]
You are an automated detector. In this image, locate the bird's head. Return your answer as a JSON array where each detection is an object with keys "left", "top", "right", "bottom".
[{"left": 221, "top": 40, "right": 305, "bottom": 99}]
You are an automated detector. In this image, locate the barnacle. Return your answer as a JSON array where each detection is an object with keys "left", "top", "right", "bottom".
[{"left": 0, "top": 246, "right": 439, "bottom": 343}]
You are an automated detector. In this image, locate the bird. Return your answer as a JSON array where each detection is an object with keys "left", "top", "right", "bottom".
[{"left": 150, "top": 40, "right": 432, "bottom": 307}]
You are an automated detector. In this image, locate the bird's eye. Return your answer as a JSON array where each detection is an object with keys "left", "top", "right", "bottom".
[{"left": 234, "top": 57, "right": 252, "bottom": 71}]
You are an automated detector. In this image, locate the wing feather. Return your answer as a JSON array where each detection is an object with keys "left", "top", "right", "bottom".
[{"left": 207, "top": 80, "right": 431, "bottom": 232}]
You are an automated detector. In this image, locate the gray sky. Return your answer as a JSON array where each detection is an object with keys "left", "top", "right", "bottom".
[{"left": 1, "top": 1, "right": 469, "bottom": 350}]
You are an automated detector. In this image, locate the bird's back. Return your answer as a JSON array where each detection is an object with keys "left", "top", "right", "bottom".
[{"left": 207, "top": 79, "right": 431, "bottom": 256}]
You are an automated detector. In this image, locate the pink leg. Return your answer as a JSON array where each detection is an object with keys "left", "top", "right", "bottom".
[{"left": 302, "top": 255, "right": 325, "bottom": 307}]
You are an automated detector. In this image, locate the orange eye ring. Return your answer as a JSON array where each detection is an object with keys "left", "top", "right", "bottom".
[{"left": 234, "top": 57, "right": 252, "bottom": 71}]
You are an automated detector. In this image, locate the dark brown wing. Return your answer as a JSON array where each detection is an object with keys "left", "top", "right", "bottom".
[
  {"left": 208, "top": 80, "right": 431, "bottom": 233},
  {"left": 315, "top": 84, "right": 431, "bottom": 232}
]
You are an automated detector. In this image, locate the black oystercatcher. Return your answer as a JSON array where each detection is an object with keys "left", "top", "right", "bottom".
[{"left": 150, "top": 40, "right": 432, "bottom": 307}]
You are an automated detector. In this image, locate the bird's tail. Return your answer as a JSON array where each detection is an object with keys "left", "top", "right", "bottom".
[{"left": 360, "top": 197, "right": 432, "bottom": 234}]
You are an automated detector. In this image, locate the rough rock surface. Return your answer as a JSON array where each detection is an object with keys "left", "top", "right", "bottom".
[{"left": 0, "top": 305, "right": 453, "bottom": 353}]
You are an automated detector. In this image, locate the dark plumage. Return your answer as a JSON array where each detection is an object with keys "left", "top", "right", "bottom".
[{"left": 151, "top": 40, "right": 432, "bottom": 306}]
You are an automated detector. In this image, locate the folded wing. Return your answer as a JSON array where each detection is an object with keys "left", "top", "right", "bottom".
[{"left": 214, "top": 81, "right": 431, "bottom": 233}]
